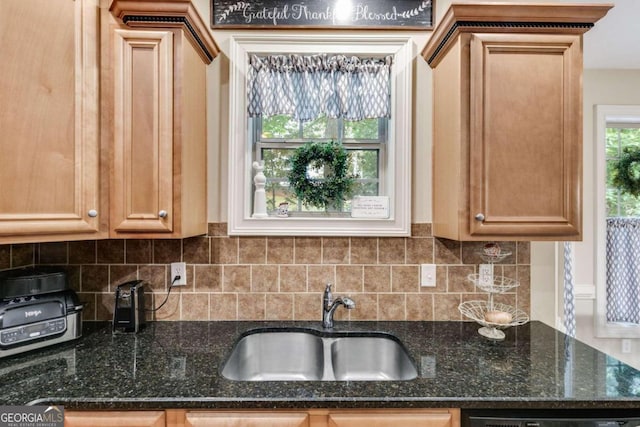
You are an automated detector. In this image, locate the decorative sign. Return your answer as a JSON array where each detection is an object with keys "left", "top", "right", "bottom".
[
  {"left": 351, "top": 196, "right": 390, "bottom": 219},
  {"left": 212, "top": 0, "right": 433, "bottom": 29}
]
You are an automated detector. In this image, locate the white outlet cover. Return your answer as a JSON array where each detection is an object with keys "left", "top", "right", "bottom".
[
  {"left": 421, "top": 264, "right": 436, "bottom": 287},
  {"left": 170, "top": 262, "right": 187, "bottom": 286}
]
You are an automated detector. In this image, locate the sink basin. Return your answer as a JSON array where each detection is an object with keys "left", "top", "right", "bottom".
[
  {"left": 221, "top": 329, "right": 417, "bottom": 381},
  {"left": 220, "top": 331, "right": 325, "bottom": 381},
  {"left": 331, "top": 336, "right": 417, "bottom": 381}
]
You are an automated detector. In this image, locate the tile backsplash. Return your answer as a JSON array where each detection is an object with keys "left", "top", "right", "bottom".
[{"left": 1, "top": 223, "right": 530, "bottom": 322}]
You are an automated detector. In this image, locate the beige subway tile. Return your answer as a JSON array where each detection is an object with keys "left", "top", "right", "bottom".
[
  {"left": 308, "top": 265, "right": 335, "bottom": 292},
  {"left": 280, "top": 265, "right": 307, "bottom": 292},
  {"left": 153, "top": 239, "right": 182, "bottom": 264},
  {"left": 351, "top": 237, "right": 377, "bottom": 264},
  {"left": 267, "top": 237, "right": 294, "bottom": 264},
  {"left": 239, "top": 237, "right": 266, "bottom": 264},
  {"left": 139, "top": 264, "right": 168, "bottom": 293},
  {"left": 210, "top": 293, "right": 238, "bottom": 320},
  {"left": 125, "top": 240, "right": 152, "bottom": 264},
  {"left": 406, "top": 237, "right": 433, "bottom": 264},
  {"left": 208, "top": 222, "right": 228, "bottom": 237},
  {"left": 69, "top": 241, "right": 96, "bottom": 264},
  {"left": 81, "top": 265, "right": 109, "bottom": 292},
  {"left": 223, "top": 265, "right": 251, "bottom": 292},
  {"left": 38, "top": 242, "right": 67, "bottom": 264},
  {"left": 194, "top": 265, "right": 222, "bottom": 292},
  {"left": 323, "top": 237, "right": 350, "bottom": 264},
  {"left": 11, "top": 243, "right": 35, "bottom": 267},
  {"left": 295, "top": 237, "right": 322, "bottom": 264},
  {"left": 183, "top": 236, "right": 210, "bottom": 264},
  {"left": 406, "top": 294, "right": 434, "bottom": 321},
  {"left": 493, "top": 292, "right": 517, "bottom": 308},
  {"left": 349, "top": 293, "right": 377, "bottom": 321},
  {"left": 433, "top": 293, "right": 462, "bottom": 320},
  {"left": 447, "top": 265, "right": 476, "bottom": 293},
  {"left": 181, "top": 293, "right": 209, "bottom": 320},
  {"left": 109, "top": 265, "right": 138, "bottom": 291},
  {"left": 517, "top": 265, "right": 531, "bottom": 313},
  {"left": 378, "top": 293, "right": 405, "bottom": 320},
  {"left": 391, "top": 265, "right": 419, "bottom": 292},
  {"left": 434, "top": 238, "right": 461, "bottom": 264},
  {"left": 336, "top": 265, "right": 363, "bottom": 293},
  {"left": 0, "top": 245, "right": 10, "bottom": 269},
  {"left": 238, "top": 293, "right": 266, "bottom": 320},
  {"left": 294, "top": 293, "right": 321, "bottom": 320},
  {"left": 364, "top": 265, "right": 391, "bottom": 292},
  {"left": 96, "top": 293, "right": 114, "bottom": 321},
  {"left": 252, "top": 265, "right": 278, "bottom": 292},
  {"left": 65, "top": 266, "right": 81, "bottom": 292},
  {"left": 98, "top": 240, "right": 124, "bottom": 264},
  {"left": 151, "top": 293, "right": 180, "bottom": 321},
  {"left": 266, "top": 293, "right": 294, "bottom": 320},
  {"left": 211, "top": 237, "right": 238, "bottom": 264},
  {"left": 378, "top": 238, "right": 406, "bottom": 264},
  {"left": 79, "top": 293, "right": 96, "bottom": 321},
  {"left": 517, "top": 242, "right": 531, "bottom": 265},
  {"left": 411, "top": 223, "right": 432, "bottom": 237}
]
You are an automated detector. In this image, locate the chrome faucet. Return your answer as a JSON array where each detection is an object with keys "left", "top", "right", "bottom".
[{"left": 322, "top": 283, "right": 355, "bottom": 328}]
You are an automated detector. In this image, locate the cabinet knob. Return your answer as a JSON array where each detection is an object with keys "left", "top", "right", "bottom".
[
  {"left": 475, "top": 213, "right": 485, "bottom": 222},
  {"left": 88, "top": 209, "right": 98, "bottom": 218},
  {"left": 159, "top": 210, "right": 168, "bottom": 218}
]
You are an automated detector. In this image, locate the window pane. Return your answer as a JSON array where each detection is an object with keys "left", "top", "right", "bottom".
[
  {"left": 261, "top": 115, "right": 300, "bottom": 139},
  {"left": 344, "top": 118, "right": 379, "bottom": 139},
  {"left": 606, "top": 129, "right": 620, "bottom": 158},
  {"left": 351, "top": 150, "right": 379, "bottom": 180},
  {"left": 262, "top": 148, "right": 294, "bottom": 178},
  {"left": 302, "top": 116, "right": 338, "bottom": 139}
]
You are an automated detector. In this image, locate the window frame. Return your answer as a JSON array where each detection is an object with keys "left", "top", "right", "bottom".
[
  {"left": 227, "top": 34, "right": 413, "bottom": 236},
  {"left": 594, "top": 104, "right": 640, "bottom": 337}
]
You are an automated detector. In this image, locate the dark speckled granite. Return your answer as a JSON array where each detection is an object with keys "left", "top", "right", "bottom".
[{"left": 1, "top": 321, "right": 640, "bottom": 410}]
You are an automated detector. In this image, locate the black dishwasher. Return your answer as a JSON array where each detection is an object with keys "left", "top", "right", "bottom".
[{"left": 464, "top": 409, "right": 640, "bottom": 427}]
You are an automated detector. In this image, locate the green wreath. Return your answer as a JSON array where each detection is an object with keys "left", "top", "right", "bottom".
[
  {"left": 613, "top": 147, "right": 640, "bottom": 197},
  {"left": 288, "top": 141, "right": 355, "bottom": 210}
]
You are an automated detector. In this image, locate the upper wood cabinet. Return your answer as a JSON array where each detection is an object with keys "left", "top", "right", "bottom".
[
  {"left": 105, "top": 0, "right": 219, "bottom": 238},
  {"left": 421, "top": 3, "right": 611, "bottom": 241},
  {"left": 0, "top": 0, "right": 107, "bottom": 244}
]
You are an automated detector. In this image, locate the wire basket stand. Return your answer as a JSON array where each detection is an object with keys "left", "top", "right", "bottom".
[{"left": 458, "top": 245, "right": 529, "bottom": 340}]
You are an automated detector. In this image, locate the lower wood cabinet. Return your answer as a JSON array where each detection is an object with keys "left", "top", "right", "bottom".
[
  {"left": 173, "top": 409, "right": 460, "bottom": 427},
  {"left": 65, "top": 409, "right": 460, "bottom": 427},
  {"left": 65, "top": 411, "right": 165, "bottom": 427}
]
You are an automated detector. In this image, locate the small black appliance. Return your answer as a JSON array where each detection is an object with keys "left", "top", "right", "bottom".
[
  {"left": 112, "top": 280, "right": 146, "bottom": 333},
  {"left": 0, "top": 267, "right": 83, "bottom": 358}
]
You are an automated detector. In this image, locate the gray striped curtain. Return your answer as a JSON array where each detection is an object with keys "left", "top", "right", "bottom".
[
  {"left": 247, "top": 54, "right": 393, "bottom": 122},
  {"left": 606, "top": 217, "right": 640, "bottom": 324}
]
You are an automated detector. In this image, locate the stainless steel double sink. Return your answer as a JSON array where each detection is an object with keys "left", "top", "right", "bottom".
[{"left": 221, "top": 328, "right": 418, "bottom": 381}]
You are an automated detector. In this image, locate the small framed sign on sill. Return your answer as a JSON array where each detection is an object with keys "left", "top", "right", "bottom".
[
  {"left": 351, "top": 196, "right": 390, "bottom": 219},
  {"left": 212, "top": 0, "right": 433, "bottom": 29}
]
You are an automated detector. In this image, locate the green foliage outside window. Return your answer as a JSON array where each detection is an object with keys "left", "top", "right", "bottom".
[{"left": 606, "top": 127, "right": 640, "bottom": 217}]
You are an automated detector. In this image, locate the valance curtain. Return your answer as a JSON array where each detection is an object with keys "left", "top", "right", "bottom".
[
  {"left": 606, "top": 217, "right": 640, "bottom": 324},
  {"left": 247, "top": 54, "right": 393, "bottom": 122}
]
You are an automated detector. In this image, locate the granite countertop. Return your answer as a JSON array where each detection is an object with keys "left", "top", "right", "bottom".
[{"left": 1, "top": 320, "right": 640, "bottom": 410}]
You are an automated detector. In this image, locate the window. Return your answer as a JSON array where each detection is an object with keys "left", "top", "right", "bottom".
[
  {"left": 595, "top": 105, "right": 640, "bottom": 337},
  {"left": 227, "top": 35, "right": 413, "bottom": 236}
]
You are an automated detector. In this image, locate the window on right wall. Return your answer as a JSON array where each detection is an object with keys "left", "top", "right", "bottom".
[{"left": 595, "top": 105, "right": 640, "bottom": 337}]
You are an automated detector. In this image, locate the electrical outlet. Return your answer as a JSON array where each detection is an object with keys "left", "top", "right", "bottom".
[
  {"left": 421, "top": 264, "right": 436, "bottom": 287},
  {"left": 170, "top": 262, "right": 187, "bottom": 286},
  {"left": 479, "top": 263, "right": 494, "bottom": 287}
]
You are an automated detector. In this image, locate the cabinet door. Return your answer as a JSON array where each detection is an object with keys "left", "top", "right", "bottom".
[
  {"left": 111, "top": 29, "right": 174, "bottom": 234},
  {"left": 185, "top": 411, "right": 309, "bottom": 427},
  {"left": 65, "top": 411, "right": 165, "bottom": 427},
  {"left": 468, "top": 33, "right": 582, "bottom": 239},
  {"left": 328, "top": 411, "right": 455, "bottom": 427},
  {"left": 0, "top": 0, "right": 105, "bottom": 243}
]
